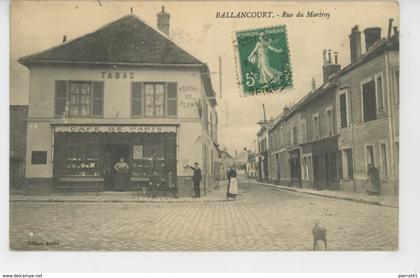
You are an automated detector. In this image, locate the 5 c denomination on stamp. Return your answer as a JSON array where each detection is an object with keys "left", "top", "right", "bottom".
[{"left": 233, "top": 25, "right": 293, "bottom": 96}]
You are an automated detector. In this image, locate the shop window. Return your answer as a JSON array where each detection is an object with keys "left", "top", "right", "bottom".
[
  {"left": 65, "top": 144, "right": 101, "bottom": 176},
  {"left": 362, "top": 80, "right": 377, "bottom": 122},
  {"left": 339, "top": 92, "right": 348, "bottom": 128},
  {"left": 376, "top": 74, "right": 384, "bottom": 110},
  {"left": 380, "top": 143, "right": 388, "bottom": 179},
  {"left": 132, "top": 138, "right": 165, "bottom": 176},
  {"left": 31, "top": 151, "right": 47, "bottom": 165},
  {"left": 55, "top": 81, "right": 104, "bottom": 118}
]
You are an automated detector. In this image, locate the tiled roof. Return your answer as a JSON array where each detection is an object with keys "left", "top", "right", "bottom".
[{"left": 19, "top": 15, "right": 204, "bottom": 67}]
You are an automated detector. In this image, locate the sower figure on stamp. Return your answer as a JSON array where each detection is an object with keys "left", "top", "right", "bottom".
[
  {"left": 367, "top": 163, "right": 381, "bottom": 195},
  {"left": 226, "top": 165, "right": 238, "bottom": 201},
  {"left": 185, "top": 162, "right": 202, "bottom": 198},
  {"left": 248, "top": 31, "right": 283, "bottom": 86}
]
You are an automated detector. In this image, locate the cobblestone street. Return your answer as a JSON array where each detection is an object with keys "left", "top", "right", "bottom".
[{"left": 9, "top": 177, "right": 398, "bottom": 251}]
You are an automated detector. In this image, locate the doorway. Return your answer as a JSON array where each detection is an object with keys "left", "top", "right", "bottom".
[{"left": 104, "top": 144, "right": 130, "bottom": 190}]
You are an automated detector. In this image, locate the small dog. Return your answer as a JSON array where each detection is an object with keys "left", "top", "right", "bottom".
[{"left": 312, "top": 223, "right": 327, "bottom": 250}]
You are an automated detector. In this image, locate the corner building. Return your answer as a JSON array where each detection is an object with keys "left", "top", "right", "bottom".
[{"left": 19, "top": 13, "right": 218, "bottom": 196}]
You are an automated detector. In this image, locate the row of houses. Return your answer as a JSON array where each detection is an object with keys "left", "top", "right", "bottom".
[{"left": 256, "top": 21, "right": 399, "bottom": 195}]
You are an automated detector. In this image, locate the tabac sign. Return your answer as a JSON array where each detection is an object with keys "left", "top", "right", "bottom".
[{"left": 54, "top": 125, "right": 177, "bottom": 133}]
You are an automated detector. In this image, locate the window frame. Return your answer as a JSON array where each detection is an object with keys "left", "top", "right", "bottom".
[
  {"left": 375, "top": 72, "right": 385, "bottom": 111},
  {"left": 55, "top": 80, "right": 104, "bottom": 118},
  {"left": 144, "top": 82, "right": 166, "bottom": 118},
  {"left": 338, "top": 87, "right": 350, "bottom": 129},
  {"left": 325, "top": 105, "right": 334, "bottom": 137},
  {"left": 360, "top": 77, "right": 377, "bottom": 123},
  {"left": 312, "top": 112, "right": 320, "bottom": 140}
]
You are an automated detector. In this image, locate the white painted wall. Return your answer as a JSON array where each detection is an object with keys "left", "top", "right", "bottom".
[{"left": 25, "top": 65, "right": 216, "bottom": 179}]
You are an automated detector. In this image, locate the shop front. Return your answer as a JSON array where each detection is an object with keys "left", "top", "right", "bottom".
[
  {"left": 52, "top": 125, "right": 177, "bottom": 191},
  {"left": 288, "top": 148, "right": 301, "bottom": 187},
  {"left": 311, "top": 135, "right": 340, "bottom": 190}
]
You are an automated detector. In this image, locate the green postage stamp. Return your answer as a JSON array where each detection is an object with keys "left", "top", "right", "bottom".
[{"left": 234, "top": 25, "right": 293, "bottom": 96}]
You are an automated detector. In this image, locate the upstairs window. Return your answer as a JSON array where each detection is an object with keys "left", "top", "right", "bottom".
[
  {"left": 131, "top": 82, "right": 178, "bottom": 118},
  {"left": 145, "top": 83, "right": 165, "bottom": 117},
  {"left": 362, "top": 80, "right": 377, "bottom": 122},
  {"left": 339, "top": 92, "right": 349, "bottom": 128},
  {"left": 55, "top": 81, "right": 104, "bottom": 118},
  {"left": 300, "top": 119, "right": 306, "bottom": 143},
  {"left": 325, "top": 108, "right": 334, "bottom": 136},
  {"left": 293, "top": 126, "right": 298, "bottom": 145},
  {"left": 312, "top": 114, "right": 320, "bottom": 140},
  {"left": 375, "top": 74, "right": 384, "bottom": 110}
]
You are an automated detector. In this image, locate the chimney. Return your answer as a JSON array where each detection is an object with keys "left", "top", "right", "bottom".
[
  {"left": 393, "top": 26, "right": 399, "bottom": 37},
  {"left": 283, "top": 106, "right": 290, "bottom": 115},
  {"left": 311, "top": 77, "right": 316, "bottom": 91},
  {"left": 364, "top": 27, "right": 381, "bottom": 50},
  {"left": 322, "top": 50, "right": 341, "bottom": 83},
  {"left": 387, "top": 18, "right": 394, "bottom": 38},
  {"left": 62, "top": 35, "right": 67, "bottom": 43},
  {"left": 349, "top": 25, "right": 362, "bottom": 64},
  {"left": 157, "top": 6, "right": 170, "bottom": 36}
]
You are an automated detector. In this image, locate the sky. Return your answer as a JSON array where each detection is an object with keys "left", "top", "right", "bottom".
[{"left": 10, "top": 0, "right": 399, "bottom": 156}]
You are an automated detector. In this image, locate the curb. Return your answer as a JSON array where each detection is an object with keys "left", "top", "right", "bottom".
[
  {"left": 253, "top": 181, "right": 398, "bottom": 209},
  {"left": 10, "top": 198, "right": 226, "bottom": 204}
]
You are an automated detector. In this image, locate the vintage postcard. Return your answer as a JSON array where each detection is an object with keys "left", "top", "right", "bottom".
[{"left": 9, "top": 0, "right": 399, "bottom": 251}]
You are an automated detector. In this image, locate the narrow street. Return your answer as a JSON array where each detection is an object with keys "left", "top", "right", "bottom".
[{"left": 10, "top": 176, "right": 398, "bottom": 251}]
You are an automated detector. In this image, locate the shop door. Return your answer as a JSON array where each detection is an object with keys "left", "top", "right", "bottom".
[
  {"left": 290, "top": 151, "right": 301, "bottom": 187},
  {"left": 104, "top": 144, "right": 130, "bottom": 190}
]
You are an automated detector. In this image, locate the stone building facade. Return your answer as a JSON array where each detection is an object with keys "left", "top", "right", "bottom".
[{"left": 263, "top": 21, "right": 399, "bottom": 195}]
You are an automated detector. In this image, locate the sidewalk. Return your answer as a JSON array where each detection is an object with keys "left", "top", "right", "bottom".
[
  {"left": 10, "top": 182, "right": 227, "bottom": 203},
  {"left": 252, "top": 180, "right": 399, "bottom": 208}
]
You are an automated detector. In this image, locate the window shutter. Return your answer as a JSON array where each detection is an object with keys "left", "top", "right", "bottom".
[
  {"left": 167, "top": 82, "right": 177, "bottom": 117},
  {"left": 131, "top": 82, "right": 143, "bottom": 117},
  {"left": 55, "top": 81, "right": 67, "bottom": 117},
  {"left": 92, "top": 81, "right": 104, "bottom": 117}
]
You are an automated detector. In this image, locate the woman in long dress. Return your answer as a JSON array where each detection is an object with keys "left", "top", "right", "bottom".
[
  {"left": 114, "top": 157, "right": 129, "bottom": 191},
  {"left": 226, "top": 166, "right": 238, "bottom": 200},
  {"left": 248, "top": 32, "right": 283, "bottom": 86}
]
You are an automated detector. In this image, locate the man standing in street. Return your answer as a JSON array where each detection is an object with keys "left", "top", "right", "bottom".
[{"left": 185, "top": 162, "right": 202, "bottom": 198}]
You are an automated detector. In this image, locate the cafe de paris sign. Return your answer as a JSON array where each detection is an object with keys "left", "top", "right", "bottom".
[{"left": 54, "top": 125, "right": 177, "bottom": 133}]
